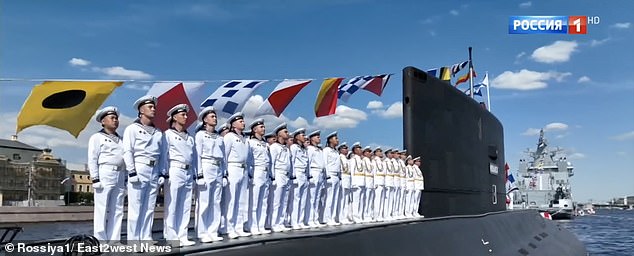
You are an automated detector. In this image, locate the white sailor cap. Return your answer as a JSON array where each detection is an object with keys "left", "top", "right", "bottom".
[
  {"left": 352, "top": 142, "right": 361, "bottom": 149},
  {"left": 326, "top": 131, "right": 337, "bottom": 140},
  {"left": 249, "top": 118, "right": 264, "bottom": 130},
  {"left": 413, "top": 156, "right": 421, "bottom": 161},
  {"left": 308, "top": 130, "right": 321, "bottom": 138},
  {"left": 399, "top": 149, "right": 408, "bottom": 154},
  {"left": 406, "top": 155, "right": 412, "bottom": 160},
  {"left": 374, "top": 147, "right": 382, "bottom": 152},
  {"left": 198, "top": 106, "right": 216, "bottom": 122},
  {"left": 291, "top": 128, "right": 306, "bottom": 137},
  {"left": 384, "top": 148, "right": 392, "bottom": 153},
  {"left": 264, "top": 132, "right": 276, "bottom": 139},
  {"left": 217, "top": 123, "right": 230, "bottom": 133},
  {"left": 133, "top": 95, "right": 157, "bottom": 110},
  {"left": 228, "top": 112, "right": 244, "bottom": 124},
  {"left": 195, "top": 121, "right": 204, "bottom": 131},
  {"left": 274, "top": 122, "right": 287, "bottom": 135},
  {"left": 363, "top": 146, "right": 372, "bottom": 152},
  {"left": 95, "top": 106, "right": 119, "bottom": 122},
  {"left": 166, "top": 104, "right": 189, "bottom": 123},
  {"left": 337, "top": 142, "right": 348, "bottom": 150}
]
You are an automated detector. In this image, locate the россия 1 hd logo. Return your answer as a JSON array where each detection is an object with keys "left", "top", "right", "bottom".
[{"left": 509, "top": 16, "right": 600, "bottom": 34}]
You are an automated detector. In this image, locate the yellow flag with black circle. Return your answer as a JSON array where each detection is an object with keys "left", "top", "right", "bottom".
[{"left": 16, "top": 81, "right": 123, "bottom": 137}]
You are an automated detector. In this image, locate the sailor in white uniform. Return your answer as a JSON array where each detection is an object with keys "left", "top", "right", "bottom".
[
  {"left": 194, "top": 107, "right": 225, "bottom": 243},
  {"left": 162, "top": 104, "right": 197, "bottom": 246},
  {"left": 404, "top": 155, "right": 416, "bottom": 218},
  {"left": 306, "top": 130, "right": 325, "bottom": 228},
  {"left": 263, "top": 131, "right": 277, "bottom": 231},
  {"left": 88, "top": 106, "right": 125, "bottom": 243},
  {"left": 246, "top": 118, "right": 272, "bottom": 235},
  {"left": 337, "top": 143, "right": 352, "bottom": 224},
  {"left": 372, "top": 147, "right": 386, "bottom": 222},
  {"left": 269, "top": 123, "right": 292, "bottom": 232},
  {"left": 390, "top": 150, "right": 402, "bottom": 219},
  {"left": 223, "top": 112, "right": 251, "bottom": 239},
  {"left": 362, "top": 146, "right": 375, "bottom": 222},
  {"left": 350, "top": 142, "right": 365, "bottom": 223},
  {"left": 322, "top": 132, "right": 341, "bottom": 226},
  {"left": 217, "top": 122, "right": 231, "bottom": 236},
  {"left": 383, "top": 149, "right": 395, "bottom": 220},
  {"left": 123, "top": 95, "right": 165, "bottom": 243},
  {"left": 397, "top": 150, "right": 408, "bottom": 218},
  {"left": 413, "top": 156, "right": 424, "bottom": 217},
  {"left": 289, "top": 128, "right": 310, "bottom": 229}
]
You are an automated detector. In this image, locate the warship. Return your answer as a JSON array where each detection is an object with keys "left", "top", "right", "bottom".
[
  {"left": 1, "top": 66, "right": 587, "bottom": 255},
  {"left": 513, "top": 130, "right": 576, "bottom": 220}
]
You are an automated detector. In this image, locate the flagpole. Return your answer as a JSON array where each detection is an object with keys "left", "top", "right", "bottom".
[
  {"left": 468, "top": 47, "right": 474, "bottom": 99},
  {"left": 486, "top": 71, "right": 491, "bottom": 111}
]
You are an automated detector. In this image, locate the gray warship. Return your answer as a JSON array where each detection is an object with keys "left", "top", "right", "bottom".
[{"left": 514, "top": 129, "right": 575, "bottom": 220}]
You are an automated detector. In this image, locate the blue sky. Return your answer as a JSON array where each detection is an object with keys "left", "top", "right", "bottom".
[{"left": 1, "top": 0, "right": 632, "bottom": 203}]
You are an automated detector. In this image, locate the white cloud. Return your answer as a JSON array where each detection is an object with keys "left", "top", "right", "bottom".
[
  {"left": 366, "top": 101, "right": 384, "bottom": 110},
  {"left": 68, "top": 58, "right": 91, "bottom": 67},
  {"left": 519, "top": 1, "right": 532, "bottom": 8},
  {"left": 124, "top": 83, "right": 151, "bottom": 91},
  {"left": 521, "top": 128, "right": 541, "bottom": 136},
  {"left": 590, "top": 37, "right": 611, "bottom": 47},
  {"left": 522, "top": 122, "right": 568, "bottom": 136},
  {"left": 313, "top": 105, "right": 367, "bottom": 129},
  {"left": 368, "top": 101, "right": 403, "bottom": 119},
  {"left": 568, "top": 153, "right": 586, "bottom": 159},
  {"left": 531, "top": 41, "right": 578, "bottom": 63},
  {"left": 449, "top": 10, "right": 459, "bottom": 16},
  {"left": 94, "top": 66, "right": 153, "bottom": 80},
  {"left": 577, "top": 76, "right": 591, "bottom": 83},
  {"left": 492, "top": 69, "right": 571, "bottom": 90},
  {"left": 611, "top": 131, "right": 634, "bottom": 141},
  {"left": 516, "top": 51, "right": 526, "bottom": 59},
  {"left": 419, "top": 17, "right": 436, "bottom": 24},
  {"left": 611, "top": 22, "right": 631, "bottom": 29}
]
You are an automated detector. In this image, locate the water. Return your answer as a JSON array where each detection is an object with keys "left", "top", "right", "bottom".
[{"left": 8, "top": 210, "right": 634, "bottom": 254}]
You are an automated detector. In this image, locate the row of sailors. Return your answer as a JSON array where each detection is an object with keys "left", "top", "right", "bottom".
[{"left": 88, "top": 95, "right": 425, "bottom": 247}]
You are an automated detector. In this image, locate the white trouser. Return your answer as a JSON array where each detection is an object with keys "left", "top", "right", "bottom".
[
  {"left": 352, "top": 186, "right": 366, "bottom": 221},
  {"left": 164, "top": 166, "right": 193, "bottom": 242},
  {"left": 373, "top": 185, "right": 385, "bottom": 220},
  {"left": 290, "top": 173, "right": 309, "bottom": 227},
  {"left": 272, "top": 172, "right": 290, "bottom": 228},
  {"left": 248, "top": 166, "right": 270, "bottom": 233},
  {"left": 415, "top": 190, "right": 422, "bottom": 215},
  {"left": 324, "top": 176, "right": 340, "bottom": 224},
  {"left": 127, "top": 163, "right": 160, "bottom": 242},
  {"left": 308, "top": 169, "right": 324, "bottom": 225},
  {"left": 364, "top": 185, "right": 375, "bottom": 221},
  {"left": 385, "top": 186, "right": 394, "bottom": 218},
  {"left": 195, "top": 162, "right": 223, "bottom": 239},
  {"left": 226, "top": 163, "right": 246, "bottom": 234},
  {"left": 265, "top": 180, "right": 275, "bottom": 229},
  {"left": 393, "top": 186, "right": 402, "bottom": 216},
  {"left": 401, "top": 186, "right": 408, "bottom": 216},
  {"left": 93, "top": 164, "right": 126, "bottom": 242}
]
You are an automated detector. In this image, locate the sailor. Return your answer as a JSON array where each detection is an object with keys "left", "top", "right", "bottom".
[
  {"left": 322, "top": 132, "right": 341, "bottom": 226},
  {"left": 289, "top": 128, "right": 310, "bottom": 229},
  {"left": 397, "top": 150, "right": 408, "bottom": 218},
  {"left": 390, "top": 149, "right": 401, "bottom": 219},
  {"left": 223, "top": 112, "right": 251, "bottom": 238},
  {"left": 372, "top": 147, "right": 386, "bottom": 222},
  {"left": 194, "top": 107, "right": 225, "bottom": 243},
  {"left": 246, "top": 118, "right": 272, "bottom": 235},
  {"left": 306, "top": 130, "right": 325, "bottom": 228},
  {"left": 404, "top": 155, "right": 415, "bottom": 218},
  {"left": 362, "top": 146, "right": 375, "bottom": 222},
  {"left": 269, "top": 123, "right": 291, "bottom": 232},
  {"left": 263, "top": 131, "right": 277, "bottom": 231},
  {"left": 337, "top": 143, "right": 353, "bottom": 224},
  {"left": 123, "top": 95, "right": 165, "bottom": 243},
  {"left": 350, "top": 142, "right": 365, "bottom": 223},
  {"left": 413, "top": 156, "right": 424, "bottom": 217},
  {"left": 217, "top": 122, "right": 231, "bottom": 236},
  {"left": 162, "top": 104, "right": 197, "bottom": 246},
  {"left": 88, "top": 106, "right": 125, "bottom": 244},
  {"left": 218, "top": 123, "right": 230, "bottom": 137},
  {"left": 383, "top": 149, "right": 395, "bottom": 220},
  {"left": 264, "top": 132, "right": 277, "bottom": 145}
]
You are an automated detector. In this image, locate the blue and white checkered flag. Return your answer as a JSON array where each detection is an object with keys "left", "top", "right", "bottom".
[
  {"left": 201, "top": 80, "right": 267, "bottom": 117},
  {"left": 337, "top": 75, "right": 375, "bottom": 102}
]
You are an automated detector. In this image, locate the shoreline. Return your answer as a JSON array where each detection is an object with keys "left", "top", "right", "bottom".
[{"left": 0, "top": 206, "right": 175, "bottom": 224}]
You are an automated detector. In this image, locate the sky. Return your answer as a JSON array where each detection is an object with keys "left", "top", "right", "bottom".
[{"left": 1, "top": 0, "right": 632, "bottom": 203}]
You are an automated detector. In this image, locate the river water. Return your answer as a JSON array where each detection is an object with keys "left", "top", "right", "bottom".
[{"left": 7, "top": 209, "right": 634, "bottom": 255}]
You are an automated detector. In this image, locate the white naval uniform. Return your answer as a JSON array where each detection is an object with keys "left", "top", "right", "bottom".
[
  {"left": 289, "top": 144, "right": 309, "bottom": 228},
  {"left": 338, "top": 154, "right": 352, "bottom": 224},
  {"left": 88, "top": 130, "right": 126, "bottom": 242},
  {"left": 163, "top": 128, "right": 197, "bottom": 242},
  {"left": 223, "top": 132, "right": 249, "bottom": 236},
  {"left": 405, "top": 165, "right": 416, "bottom": 217},
  {"left": 383, "top": 158, "right": 395, "bottom": 220},
  {"left": 195, "top": 130, "right": 225, "bottom": 240},
  {"left": 391, "top": 158, "right": 401, "bottom": 218},
  {"left": 123, "top": 121, "right": 164, "bottom": 242},
  {"left": 246, "top": 137, "right": 271, "bottom": 234},
  {"left": 398, "top": 159, "right": 407, "bottom": 217},
  {"left": 323, "top": 147, "right": 341, "bottom": 225},
  {"left": 307, "top": 145, "right": 325, "bottom": 226},
  {"left": 269, "top": 143, "right": 291, "bottom": 231},
  {"left": 414, "top": 165, "right": 424, "bottom": 216},
  {"left": 350, "top": 154, "right": 365, "bottom": 222},
  {"left": 373, "top": 157, "right": 386, "bottom": 221},
  {"left": 363, "top": 156, "right": 375, "bottom": 221}
]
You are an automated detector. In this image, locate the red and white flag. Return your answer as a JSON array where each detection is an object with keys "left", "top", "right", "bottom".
[
  {"left": 256, "top": 79, "right": 312, "bottom": 117},
  {"left": 146, "top": 82, "right": 204, "bottom": 131},
  {"left": 361, "top": 74, "right": 392, "bottom": 97}
]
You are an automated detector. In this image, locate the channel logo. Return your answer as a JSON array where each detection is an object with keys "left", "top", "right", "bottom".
[{"left": 509, "top": 16, "right": 595, "bottom": 34}]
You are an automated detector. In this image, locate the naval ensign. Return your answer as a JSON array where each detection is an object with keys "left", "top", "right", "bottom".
[{"left": 88, "top": 106, "right": 126, "bottom": 243}]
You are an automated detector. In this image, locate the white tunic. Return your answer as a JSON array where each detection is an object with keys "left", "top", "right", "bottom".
[
  {"left": 223, "top": 132, "right": 248, "bottom": 165},
  {"left": 164, "top": 129, "right": 196, "bottom": 170},
  {"left": 384, "top": 158, "right": 394, "bottom": 187},
  {"left": 323, "top": 147, "right": 341, "bottom": 178},
  {"left": 414, "top": 165, "right": 424, "bottom": 190},
  {"left": 391, "top": 158, "right": 401, "bottom": 188},
  {"left": 195, "top": 131, "right": 224, "bottom": 165},
  {"left": 350, "top": 155, "right": 365, "bottom": 187},
  {"left": 373, "top": 157, "right": 386, "bottom": 186},
  {"left": 363, "top": 157, "right": 374, "bottom": 188},
  {"left": 269, "top": 143, "right": 290, "bottom": 179},
  {"left": 340, "top": 154, "right": 351, "bottom": 188},
  {"left": 88, "top": 131, "right": 125, "bottom": 179},
  {"left": 247, "top": 138, "right": 270, "bottom": 168},
  {"left": 290, "top": 144, "right": 309, "bottom": 178},
  {"left": 122, "top": 121, "right": 164, "bottom": 174},
  {"left": 307, "top": 145, "right": 325, "bottom": 170}
]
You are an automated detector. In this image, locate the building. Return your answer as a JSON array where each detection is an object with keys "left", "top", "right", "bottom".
[
  {"left": 70, "top": 169, "right": 93, "bottom": 193},
  {"left": 0, "top": 137, "right": 67, "bottom": 206}
]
